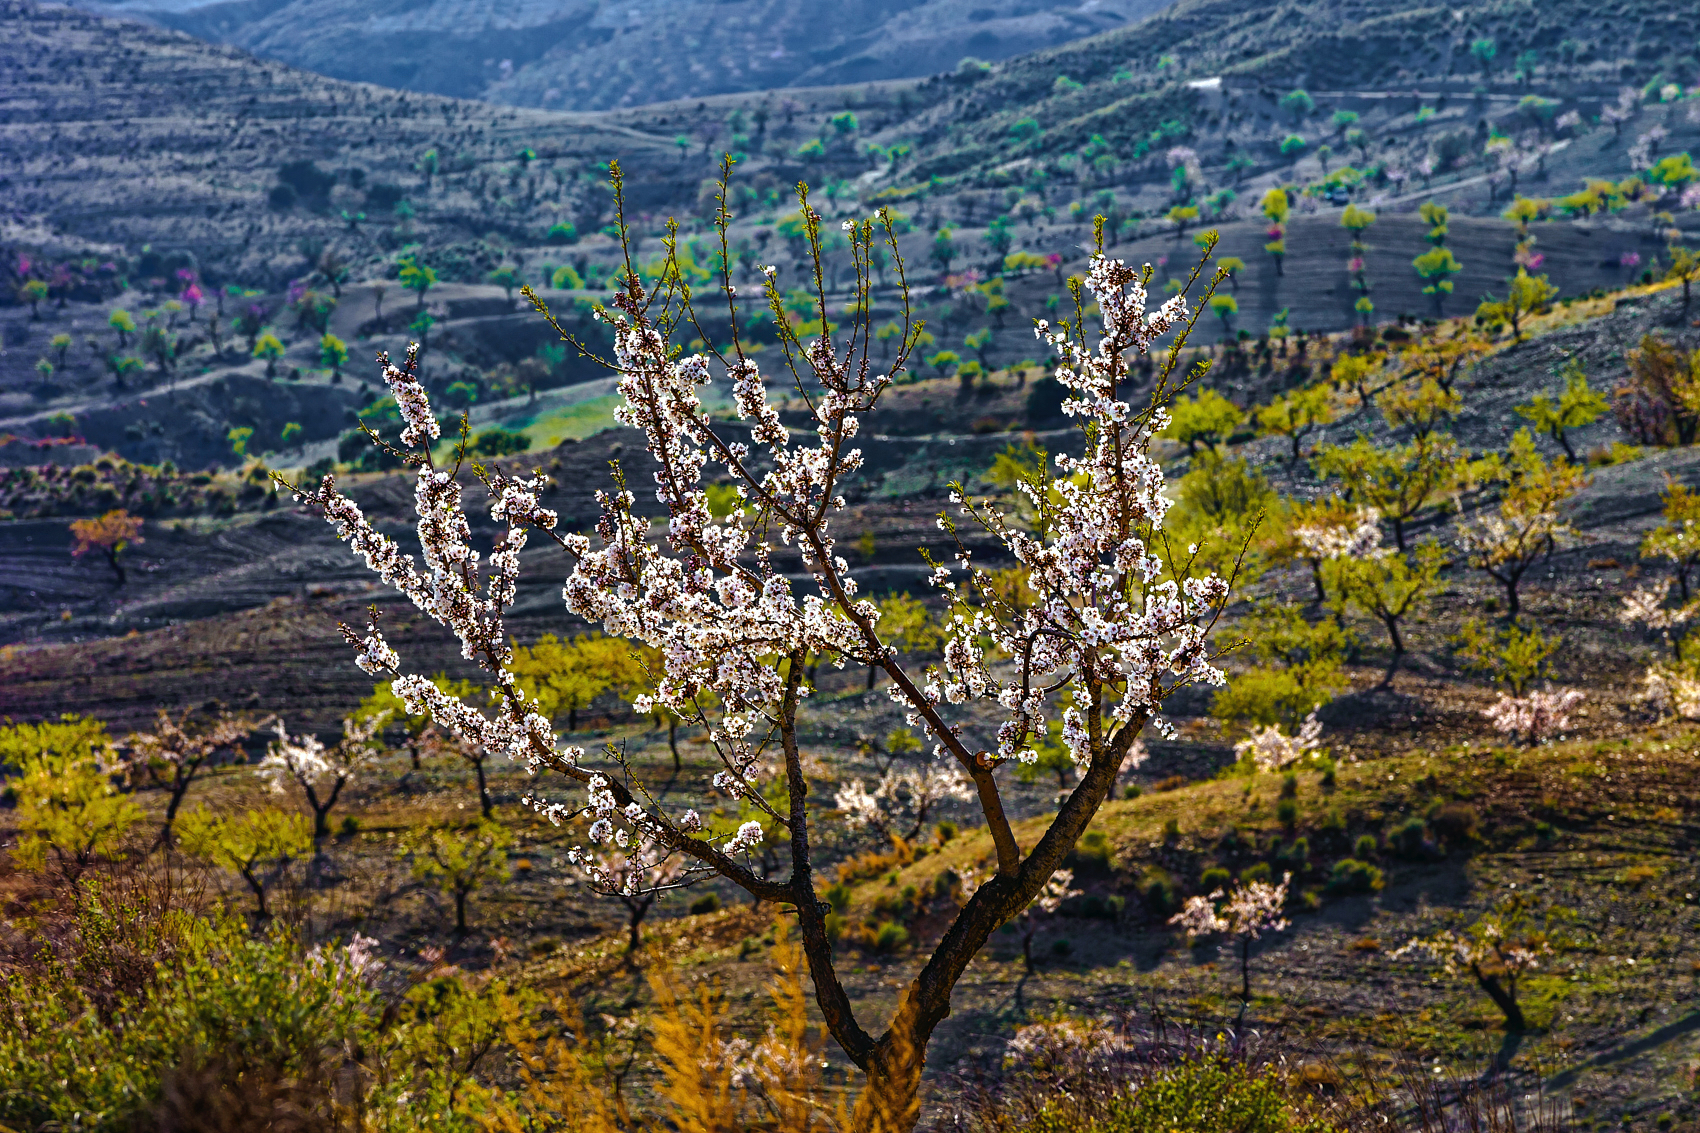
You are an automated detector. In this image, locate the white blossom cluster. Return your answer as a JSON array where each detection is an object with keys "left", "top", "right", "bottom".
[
  {"left": 1293, "top": 506, "right": 1386, "bottom": 562},
  {"left": 1169, "top": 873, "right": 1291, "bottom": 943},
  {"left": 568, "top": 835, "right": 690, "bottom": 899},
  {"left": 1003, "top": 1016, "right": 1128, "bottom": 1076},
  {"left": 1392, "top": 920, "right": 1549, "bottom": 980},
  {"left": 290, "top": 230, "right": 1229, "bottom": 914},
  {"left": 1481, "top": 688, "right": 1584, "bottom": 744},
  {"left": 302, "top": 933, "right": 385, "bottom": 1003},
  {"left": 1642, "top": 664, "right": 1700, "bottom": 720},
  {"left": 258, "top": 715, "right": 383, "bottom": 795},
  {"left": 1232, "top": 711, "right": 1324, "bottom": 773},
  {"left": 1619, "top": 578, "right": 1699, "bottom": 634}
]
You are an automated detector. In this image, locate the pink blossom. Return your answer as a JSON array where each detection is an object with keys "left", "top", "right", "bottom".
[{"left": 1481, "top": 688, "right": 1583, "bottom": 744}]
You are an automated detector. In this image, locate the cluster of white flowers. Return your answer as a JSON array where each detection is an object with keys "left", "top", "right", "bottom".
[
  {"left": 1170, "top": 873, "right": 1291, "bottom": 943},
  {"left": 1628, "top": 126, "right": 1668, "bottom": 172},
  {"left": 1642, "top": 664, "right": 1700, "bottom": 720},
  {"left": 1294, "top": 506, "right": 1386, "bottom": 562},
  {"left": 258, "top": 715, "right": 383, "bottom": 795},
  {"left": 1233, "top": 711, "right": 1323, "bottom": 773},
  {"left": 833, "top": 762, "right": 975, "bottom": 840},
  {"left": 1392, "top": 920, "right": 1549, "bottom": 979},
  {"left": 568, "top": 836, "right": 691, "bottom": 900},
  {"left": 1481, "top": 688, "right": 1584, "bottom": 744},
  {"left": 1619, "top": 578, "right": 1698, "bottom": 633}
]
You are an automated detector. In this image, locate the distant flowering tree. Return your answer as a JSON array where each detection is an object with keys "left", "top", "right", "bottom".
[
  {"left": 834, "top": 760, "right": 975, "bottom": 843},
  {"left": 279, "top": 165, "right": 1235, "bottom": 1130},
  {"left": 1233, "top": 711, "right": 1323, "bottom": 772},
  {"left": 570, "top": 835, "right": 691, "bottom": 953},
  {"left": 259, "top": 714, "right": 386, "bottom": 842},
  {"left": 1393, "top": 897, "right": 1551, "bottom": 1032},
  {"left": 1170, "top": 873, "right": 1291, "bottom": 1018},
  {"left": 1481, "top": 687, "right": 1584, "bottom": 745},
  {"left": 124, "top": 708, "right": 263, "bottom": 847},
  {"left": 69, "top": 509, "right": 144, "bottom": 584}
]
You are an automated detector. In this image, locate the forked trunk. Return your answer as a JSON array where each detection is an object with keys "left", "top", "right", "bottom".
[{"left": 848, "top": 1011, "right": 925, "bottom": 1133}]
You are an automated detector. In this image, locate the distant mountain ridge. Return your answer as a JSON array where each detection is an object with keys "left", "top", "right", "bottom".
[{"left": 76, "top": 0, "right": 1174, "bottom": 108}]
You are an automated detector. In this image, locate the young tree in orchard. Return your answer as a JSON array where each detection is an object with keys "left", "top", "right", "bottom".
[
  {"left": 405, "top": 820, "right": 512, "bottom": 934},
  {"left": 1170, "top": 873, "right": 1291, "bottom": 1023},
  {"left": 1455, "top": 428, "right": 1588, "bottom": 619},
  {"left": 1254, "top": 385, "right": 1334, "bottom": 463},
  {"left": 1260, "top": 187, "right": 1289, "bottom": 277},
  {"left": 5, "top": 716, "right": 140, "bottom": 882},
  {"left": 1642, "top": 478, "right": 1700, "bottom": 601},
  {"left": 178, "top": 806, "right": 312, "bottom": 917},
  {"left": 123, "top": 708, "right": 263, "bottom": 848},
  {"left": 1160, "top": 387, "right": 1242, "bottom": 455},
  {"left": 1393, "top": 897, "right": 1552, "bottom": 1036},
  {"left": 69, "top": 508, "right": 144, "bottom": 585},
  {"left": 279, "top": 167, "right": 1237, "bottom": 1131},
  {"left": 1327, "top": 539, "right": 1447, "bottom": 684},
  {"left": 109, "top": 308, "right": 136, "bottom": 348},
  {"left": 1398, "top": 325, "right": 1488, "bottom": 394},
  {"left": 1514, "top": 360, "right": 1606, "bottom": 463},
  {"left": 259, "top": 714, "right": 386, "bottom": 843},
  {"left": 571, "top": 837, "right": 689, "bottom": 954},
  {"left": 1413, "top": 247, "right": 1463, "bottom": 312},
  {"left": 1313, "top": 432, "right": 1458, "bottom": 551},
  {"left": 254, "top": 332, "right": 285, "bottom": 378},
  {"left": 1476, "top": 269, "right": 1558, "bottom": 340}
]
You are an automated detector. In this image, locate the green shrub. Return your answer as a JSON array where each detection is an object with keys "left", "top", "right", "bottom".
[
  {"left": 1276, "top": 798, "right": 1299, "bottom": 829},
  {"left": 1071, "top": 829, "right": 1114, "bottom": 877},
  {"left": 1060, "top": 1054, "right": 1337, "bottom": 1133},
  {"left": 1427, "top": 803, "right": 1478, "bottom": 845},
  {"left": 1319, "top": 809, "right": 1346, "bottom": 839},
  {"left": 1280, "top": 772, "right": 1299, "bottom": 798},
  {"left": 1353, "top": 833, "right": 1378, "bottom": 859},
  {"left": 1240, "top": 862, "right": 1272, "bottom": 884},
  {"left": 1533, "top": 820, "right": 1556, "bottom": 841},
  {"left": 1327, "top": 858, "right": 1384, "bottom": 894},
  {"left": 1389, "top": 817, "right": 1431, "bottom": 859},
  {"left": 1200, "top": 867, "right": 1232, "bottom": 892},
  {"left": 872, "top": 921, "right": 910, "bottom": 953},
  {"left": 689, "top": 892, "right": 721, "bottom": 915},
  {"left": 472, "top": 428, "right": 531, "bottom": 457},
  {"left": 1141, "top": 869, "right": 1179, "bottom": 915}
]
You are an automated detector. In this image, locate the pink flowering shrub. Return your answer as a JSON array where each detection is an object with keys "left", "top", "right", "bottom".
[{"left": 1481, "top": 688, "right": 1582, "bottom": 745}]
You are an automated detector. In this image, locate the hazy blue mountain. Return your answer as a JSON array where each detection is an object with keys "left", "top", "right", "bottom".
[{"left": 77, "top": 0, "right": 1174, "bottom": 107}]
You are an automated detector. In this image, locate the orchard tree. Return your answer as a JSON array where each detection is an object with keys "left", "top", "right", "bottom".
[
  {"left": 179, "top": 807, "right": 312, "bottom": 917},
  {"left": 1514, "top": 360, "right": 1606, "bottom": 462},
  {"left": 124, "top": 708, "right": 262, "bottom": 848},
  {"left": 1170, "top": 873, "right": 1291, "bottom": 1022},
  {"left": 69, "top": 509, "right": 144, "bottom": 584},
  {"left": 1327, "top": 539, "right": 1446, "bottom": 683},
  {"left": 319, "top": 333, "right": 350, "bottom": 380},
  {"left": 279, "top": 167, "right": 1236, "bottom": 1130},
  {"left": 1641, "top": 477, "right": 1700, "bottom": 601},
  {"left": 254, "top": 332, "right": 285, "bottom": 378},
  {"left": 399, "top": 253, "right": 437, "bottom": 309},
  {"left": 490, "top": 264, "right": 525, "bottom": 308},
  {"left": 5, "top": 716, "right": 140, "bottom": 881},
  {"left": 1161, "top": 387, "right": 1242, "bottom": 456},
  {"left": 109, "top": 309, "right": 136, "bottom": 347},
  {"left": 1393, "top": 897, "right": 1552, "bottom": 1035},
  {"left": 406, "top": 820, "right": 512, "bottom": 933},
  {"left": 1477, "top": 269, "right": 1558, "bottom": 340},
  {"left": 259, "top": 714, "right": 386, "bottom": 843},
  {"left": 1667, "top": 245, "right": 1700, "bottom": 309},
  {"left": 1279, "top": 89, "right": 1315, "bottom": 124},
  {"left": 51, "top": 333, "right": 72, "bottom": 368},
  {"left": 1413, "top": 247, "right": 1463, "bottom": 312},
  {"left": 1313, "top": 433, "right": 1459, "bottom": 550},
  {"left": 1455, "top": 428, "right": 1588, "bottom": 618},
  {"left": 1254, "top": 385, "right": 1334, "bottom": 463},
  {"left": 571, "top": 836, "right": 689, "bottom": 953}
]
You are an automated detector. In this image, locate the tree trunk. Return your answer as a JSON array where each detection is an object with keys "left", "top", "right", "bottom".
[
  {"left": 105, "top": 547, "right": 126, "bottom": 585},
  {"left": 1474, "top": 969, "right": 1527, "bottom": 1031},
  {"left": 455, "top": 889, "right": 468, "bottom": 933},
  {"left": 848, "top": 1016, "right": 926, "bottom": 1133},
  {"left": 474, "top": 756, "right": 492, "bottom": 818},
  {"left": 1381, "top": 616, "right": 1405, "bottom": 686},
  {"left": 669, "top": 718, "right": 680, "bottom": 771}
]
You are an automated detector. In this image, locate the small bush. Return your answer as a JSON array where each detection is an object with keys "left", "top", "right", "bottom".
[
  {"left": 1353, "top": 833, "right": 1378, "bottom": 859},
  {"left": 871, "top": 921, "right": 910, "bottom": 953},
  {"left": 1200, "top": 867, "right": 1232, "bottom": 892},
  {"left": 472, "top": 428, "right": 531, "bottom": 457},
  {"left": 690, "top": 892, "right": 721, "bottom": 915},
  {"left": 1427, "top": 803, "right": 1478, "bottom": 845},
  {"left": 1389, "top": 817, "right": 1433, "bottom": 859},
  {"left": 935, "top": 819, "right": 958, "bottom": 843},
  {"left": 1162, "top": 817, "right": 1181, "bottom": 843},
  {"left": 1327, "top": 858, "right": 1384, "bottom": 894},
  {"left": 1276, "top": 799, "right": 1299, "bottom": 829},
  {"left": 1280, "top": 773, "right": 1298, "bottom": 799},
  {"left": 1319, "top": 809, "right": 1346, "bottom": 839},
  {"left": 1071, "top": 829, "right": 1114, "bottom": 877},
  {"left": 1141, "top": 869, "right": 1179, "bottom": 915},
  {"left": 1533, "top": 820, "right": 1556, "bottom": 841},
  {"left": 1240, "top": 862, "right": 1272, "bottom": 884},
  {"left": 1082, "top": 1055, "right": 1328, "bottom": 1133}
]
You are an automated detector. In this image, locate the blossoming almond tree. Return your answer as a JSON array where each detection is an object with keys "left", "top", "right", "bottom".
[
  {"left": 1392, "top": 898, "right": 1552, "bottom": 1034},
  {"left": 279, "top": 167, "right": 1235, "bottom": 1132},
  {"left": 124, "top": 708, "right": 264, "bottom": 848},
  {"left": 1170, "top": 873, "right": 1290, "bottom": 1021},
  {"left": 259, "top": 715, "right": 385, "bottom": 843}
]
